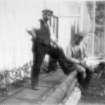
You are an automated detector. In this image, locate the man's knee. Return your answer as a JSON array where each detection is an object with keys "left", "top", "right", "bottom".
[
  {"left": 75, "top": 64, "right": 86, "bottom": 79},
  {"left": 48, "top": 47, "right": 59, "bottom": 59}
]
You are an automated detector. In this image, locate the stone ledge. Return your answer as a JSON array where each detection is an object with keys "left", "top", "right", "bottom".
[{"left": 41, "top": 71, "right": 81, "bottom": 105}]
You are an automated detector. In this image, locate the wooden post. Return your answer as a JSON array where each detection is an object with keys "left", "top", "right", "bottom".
[{"left": 92, "top": 1, "right": 96, "bottom": 56}]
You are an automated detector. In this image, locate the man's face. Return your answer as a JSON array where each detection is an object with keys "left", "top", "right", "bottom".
[{"left": 43, "top": 13, "right": 52, "bottom": 22}]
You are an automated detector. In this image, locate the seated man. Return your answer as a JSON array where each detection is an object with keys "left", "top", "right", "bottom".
[{"left": 46, "top": 43, "right": 92, "bottom": 89}]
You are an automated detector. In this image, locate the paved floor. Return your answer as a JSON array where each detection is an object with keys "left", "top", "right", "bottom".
[{"left": 0, "top": 69, "right": 66, "bottom": 105}]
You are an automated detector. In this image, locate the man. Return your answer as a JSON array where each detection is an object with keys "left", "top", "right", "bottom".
[
  {"left": 46, "top": 44, "right": 91, "bottom": 89},
  {"left": 66, "top": 32, "right": 92, "bottom": 88},
  {"left": 27, "top": 9, "right": 57, "bottom": 89}
]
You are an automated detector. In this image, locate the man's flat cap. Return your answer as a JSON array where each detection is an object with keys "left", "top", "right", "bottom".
[{"left": 42, "top": 9, "right": 53, "bottom": 16}]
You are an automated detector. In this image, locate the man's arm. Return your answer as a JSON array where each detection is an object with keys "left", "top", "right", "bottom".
[
  {"left": 27, "top": 20, "right": 40, "bottom": 38},
  {"left": 68, "top": 57, "right": 81, "bottom": 64}
]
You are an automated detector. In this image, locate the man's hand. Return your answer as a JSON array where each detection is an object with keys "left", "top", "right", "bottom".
[
  {"left": 27, "top": 28, "right": 36, "bottom": 38},
  {"left": 27, "top": 30, "right": 33, "bottom": 36},
  {"left": 50, "top": 40, "right": 58, "bottom": 48}
]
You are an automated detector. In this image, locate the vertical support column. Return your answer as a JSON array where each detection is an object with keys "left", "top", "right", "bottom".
[
  {"left": 104, "top": 3, "right": 105, "bottom": 57},
  {"left": 56, "top": 17, "right": 59, "bottom": 42},
  {"left": 92, "top": 1, "right": 96, "bottom": 56},
  {"left": 80, "top": 2, "right": 84, "bottom": 32}
]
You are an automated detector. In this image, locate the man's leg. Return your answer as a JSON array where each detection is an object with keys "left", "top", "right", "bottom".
[
  {"left": 57, "top": 47, "right": 75, "bottom": 75},
  {"left": 31, "top": 43, "right": 45, "bottom": 89},
  {"left": 47, "top": 45, "right": 71, "bottom": 74},
  {"left": 76, "top": 64, "right": 92, "bottom": 89},
  {"left": 31, "top": 56, "right": 37, "bottom": 88},
  {"left": 47, "top": 57, "right": 57, "bottom": 73}
]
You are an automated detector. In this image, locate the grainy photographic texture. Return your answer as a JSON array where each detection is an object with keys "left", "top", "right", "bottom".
[{"left": 0, "top": 0, "right": 105, "bottom": 105}]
